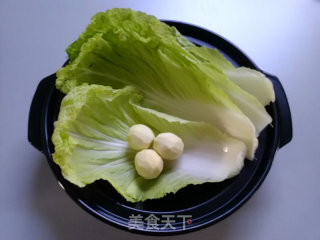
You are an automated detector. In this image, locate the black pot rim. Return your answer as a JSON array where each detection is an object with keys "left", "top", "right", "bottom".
[{"left": 28, "top": 20, "right": 292, "bottom": 236}]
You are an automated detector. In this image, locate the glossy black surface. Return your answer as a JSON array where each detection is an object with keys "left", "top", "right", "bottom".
[{"left": 28, "top": 21, "right": 292, "bottom": 235}]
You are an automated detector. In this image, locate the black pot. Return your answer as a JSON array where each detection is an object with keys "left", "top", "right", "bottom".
[{"left": 28, "top": 21, "right": 292, "bottom": 235}]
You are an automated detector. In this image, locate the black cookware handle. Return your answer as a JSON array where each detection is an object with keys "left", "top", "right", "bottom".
[
  {"left": 264, "top": 73, "right": 293, "bottom": 148},
  {"left": 28, "top": 74, "right": 56, "bottom": 152}
]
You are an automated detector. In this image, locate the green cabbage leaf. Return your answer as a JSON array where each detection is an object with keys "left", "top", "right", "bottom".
[
  {"left": 52, "top": 84, "right": 246, "bottom": 202},
  {"left": 188, "top": 46, "right": 275, "bottom": 106},
  {"left": 55, "top": 8, "right": 273, "bottom": 159}
]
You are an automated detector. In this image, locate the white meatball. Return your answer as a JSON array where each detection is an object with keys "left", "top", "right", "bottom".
[
  {"left": 134, "top": 149, "right": 163, "bottom": 179},
  {"left": 153, "top": 133, "right": 184, "bottom": 160},
  {"left": 127, "top": 124, "right": 155, "bottom": 150}
]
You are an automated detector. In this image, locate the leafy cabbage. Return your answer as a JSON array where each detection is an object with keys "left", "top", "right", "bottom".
[
  {"left": 188, "top": 46, "right": 275, "bottom": 106},
  {"left": 56, "top": 8, "right": 274, "bottom": 159},
  {"left": 52, "top": 8, "right": 276, "bottom": 202},
  {"left": 52, "top": 84, "right": 246, "bottom": 202}
]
